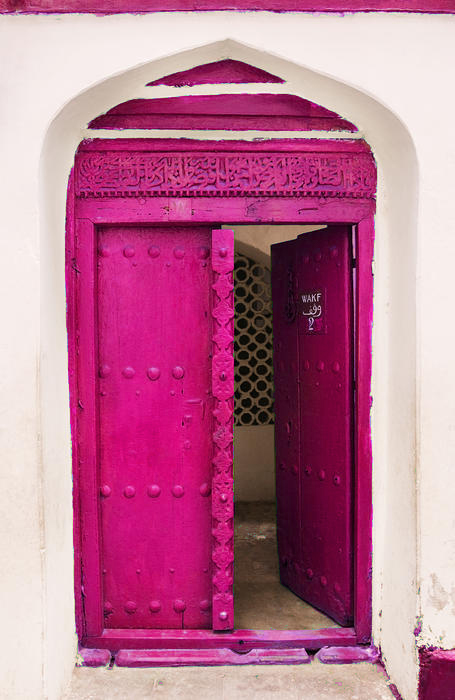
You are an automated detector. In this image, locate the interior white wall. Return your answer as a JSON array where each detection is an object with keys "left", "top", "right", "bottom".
[
  {"left": 2, "top": 12, "right": 455, "bottom": 699},
  {"left": 235, "top": 426, "right": 275, "bottom": 502},
  {"left": 233, "top": 225, "right": 327, "bottom": 262}
]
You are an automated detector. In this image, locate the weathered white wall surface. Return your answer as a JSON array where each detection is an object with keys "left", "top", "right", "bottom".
[{"left": 0, "top": 12, "right": 454, "bottom": 700}]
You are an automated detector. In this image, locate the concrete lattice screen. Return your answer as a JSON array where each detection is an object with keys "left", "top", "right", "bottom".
[{"left": 234, "top": 252, "right": 274, "bottom": 427}]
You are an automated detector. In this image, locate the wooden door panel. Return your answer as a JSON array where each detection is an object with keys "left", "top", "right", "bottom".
[
  {"left": 272, "top": 226, "right": 354, "bottom": 626},
  {"left": 297, "top": 226, "right": 353, "bottom": 625},
  {"left": 97, "top": 225, "right": 213, "bottom": 630},
  {"left": 271, "top": 241, "right": 301, "bottom": 596}
]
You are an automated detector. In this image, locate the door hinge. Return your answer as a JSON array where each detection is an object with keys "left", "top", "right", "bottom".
[{"left": 352, "top": 258, "right": 357, "bottom": 269}]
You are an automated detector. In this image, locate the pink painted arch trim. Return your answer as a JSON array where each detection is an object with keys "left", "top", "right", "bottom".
[{"left": 1, "top": 0, "right": 454, "bottom": 12}]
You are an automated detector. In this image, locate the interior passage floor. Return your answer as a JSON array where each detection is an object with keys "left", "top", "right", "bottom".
[{"left": 234, "top": 501, "right": 340, "bottom": 630}]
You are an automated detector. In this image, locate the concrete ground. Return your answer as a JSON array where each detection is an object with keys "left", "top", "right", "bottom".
[
  {"left": 66, "top": 504, "right": 395, "bottom": 699},
  {"left": 65, "top": 662, "right": 397, "bottom": 699}
]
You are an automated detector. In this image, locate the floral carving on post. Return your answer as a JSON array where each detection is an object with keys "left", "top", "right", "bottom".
[{"left": 211, "top": 229, "right": 234, "bottom": 631}]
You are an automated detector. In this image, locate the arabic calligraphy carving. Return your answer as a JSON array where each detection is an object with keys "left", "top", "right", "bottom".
[
  {"left": 76, "top": 152, "right": 376, "bottom": 198},
  {"left": 301, "top": 291, "right": 323, "bottom": 318},
  {"left": 302, "top": 303, "right": 322, "bottom": 318},
  {"left": 300, "top": 289, "right": 325, "bottom": 334}
]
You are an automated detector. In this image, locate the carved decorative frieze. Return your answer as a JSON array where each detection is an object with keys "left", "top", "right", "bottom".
[
  {"left": 211, "top": 230, "right": 235, "bottom": 631},
  {"left": 76, "top": 151, "right": 376, "bottom": 199}
]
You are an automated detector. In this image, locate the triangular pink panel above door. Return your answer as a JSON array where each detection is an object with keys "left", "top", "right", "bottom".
[
  {"left": 147, "top": 59, "right": 285, "bottom": 86},
  {"left": 88, "top": 94, "right": 358, "bottom": 132}
]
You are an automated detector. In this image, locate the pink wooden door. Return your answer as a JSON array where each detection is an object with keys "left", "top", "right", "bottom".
[
  {"left": 81, "top": 224, "right": 234, "bottom": 633},
  {"left": 272, "top": 225, "right": 354, "bottom": 626}
]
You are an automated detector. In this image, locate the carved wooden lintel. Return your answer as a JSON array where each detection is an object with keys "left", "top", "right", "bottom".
[{"left": 76, "top": 151, "right": 376, "bottom": 200}]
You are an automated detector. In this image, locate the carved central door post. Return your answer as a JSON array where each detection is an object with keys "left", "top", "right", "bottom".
[{"left": 210, "top": 229, "right": 235, "bottom": 631}]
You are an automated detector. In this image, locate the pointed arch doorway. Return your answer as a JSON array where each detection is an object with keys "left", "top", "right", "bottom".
[{"left": 68, "top": 134, "right": 375, "bottom": 663}]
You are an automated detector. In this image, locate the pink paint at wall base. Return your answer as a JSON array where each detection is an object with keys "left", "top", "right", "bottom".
[{"left": 419, "top": 648, "right": 455, "bottom": 700}]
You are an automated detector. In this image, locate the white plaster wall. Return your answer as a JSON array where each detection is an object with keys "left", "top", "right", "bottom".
[
  {"left": 0, "top": 12, "right": 454, "bottom": 700},
  {"left": 0, "top": 64, "right": 46, "bottom": 700}
]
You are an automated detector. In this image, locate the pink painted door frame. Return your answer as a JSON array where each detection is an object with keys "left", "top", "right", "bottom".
[{"left": 67, "top": 137, "right": 375, "bottom": 652}]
